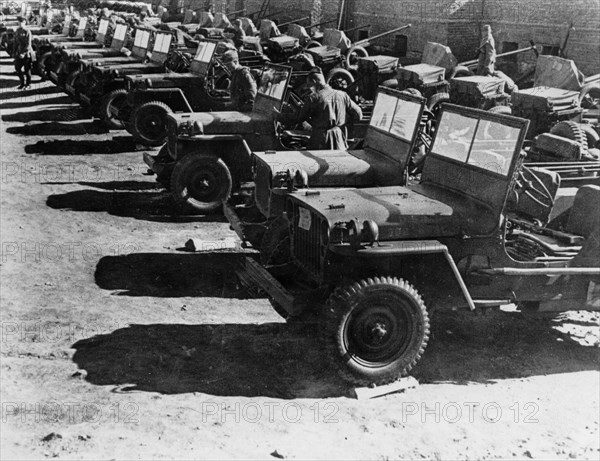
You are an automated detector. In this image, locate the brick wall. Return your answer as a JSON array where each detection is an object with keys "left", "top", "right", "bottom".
[
  {"left": 174, "top": 0, "right": 599, "bottom": 75},
  {"left": 485, "top": 0, "right": 600, "bottom": 76}
]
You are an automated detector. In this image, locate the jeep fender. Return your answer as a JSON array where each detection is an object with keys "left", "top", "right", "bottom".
[{"left": 329, "top": 240, "right": 476, "bottom": 310}]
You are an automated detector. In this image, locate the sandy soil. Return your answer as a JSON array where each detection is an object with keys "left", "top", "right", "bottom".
[{"left": 1, "top": 52, "right": 599, "bottom": 460}]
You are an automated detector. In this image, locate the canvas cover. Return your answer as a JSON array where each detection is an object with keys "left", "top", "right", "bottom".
[
  {"left": 397, "top": 63, "right": 445, "bottom": 86},
  {"left": 322, "top": 28, "right": 351, "bottom": 51},
  {"left": 421, "top": 41, "right": 457, "bottom": 72},
  {"left": 358, "top": 55, "right": 398, "bottom": 73},
  {"left": 259, "top": 19, "right": 280, "bottom": 41},
  {"left": 512, "top": 86, "right": 580, "bottom": 112},
  {"left": 450, "top": 75, "right": 505, "bottom": 99},
  {"left": 534, "top": 55, "right": 584, "bottom": 91},
  {"left": 286, "top": 23, "right": 310, "bottom": 45}
]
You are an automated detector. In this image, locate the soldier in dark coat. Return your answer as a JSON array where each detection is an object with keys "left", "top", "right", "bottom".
[
  {"left": 13, "top": 16, "right": 35, "bottom": 89},
  {"left": 476, "top": 24, "right": 496, "bottom": 76},
  {"left": 295, "top": 69, "right": 363, "bottom": 150},
  {"left": 222, "top": 50, "right": 256, "bottom": 112}
]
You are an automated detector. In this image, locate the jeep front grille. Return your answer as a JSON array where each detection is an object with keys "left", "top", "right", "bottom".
[{"left": 290, "top": 201, "right": 326, "bottom": 281}]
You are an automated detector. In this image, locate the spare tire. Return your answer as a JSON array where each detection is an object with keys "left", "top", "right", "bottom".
[{"left": 550, "top": 121, "right": 588, "bottom": 153}]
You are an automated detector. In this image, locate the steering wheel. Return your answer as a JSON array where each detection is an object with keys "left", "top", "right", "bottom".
[{"left": 516, "top": 166, "right": 555, "bottom": 209}]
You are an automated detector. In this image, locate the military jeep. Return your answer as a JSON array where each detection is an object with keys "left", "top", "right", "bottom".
[
  {"left": 144, "top": 63, "right": 295, "bottom": 213},
  {"left": 229, "top": 103, "right": 600, "bottom": 386},
  {"left": 123, "top": 39, "right": 270, "bottom": 146}
]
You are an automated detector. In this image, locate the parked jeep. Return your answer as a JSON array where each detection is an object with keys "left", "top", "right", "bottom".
[
  {"left": 123, "top": 39, "right": 268, "bottom": 146},
  {"left": 73, "top": 28, "right": 180, "bottom": 129},
  {"left": 144, "top": 63, "right": 296, "bottom": 213},
  {"left": 228, "top": 103, "right": 600, "bottom": 386}
]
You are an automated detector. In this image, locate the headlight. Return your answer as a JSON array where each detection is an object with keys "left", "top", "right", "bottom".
[
  {"left": 112, "top": 69, "right": 119, "bottom": 77},
  {"left": 145, "top": 78, "right": 152, "bottom": 88}
]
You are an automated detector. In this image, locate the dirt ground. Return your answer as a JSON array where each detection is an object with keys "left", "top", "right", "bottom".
[{"left": 1, "top": 52, "right": 599, "bottom": 460}]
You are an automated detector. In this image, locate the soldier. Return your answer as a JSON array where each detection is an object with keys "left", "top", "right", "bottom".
[
  {"left": 13, "top": 16, "right": 34, "bottom": 90},
  {"left": 293, "top": 69, "right": 363, "bottom": 150},
  {"left": 222, "top": 50, "right": 256, "bottom": 112},
  {"left": 476, "top": 24, "right": 496, "bottom": 76},
  {"left": 224, "top": 18, "right": 246, "bottom": 49}
]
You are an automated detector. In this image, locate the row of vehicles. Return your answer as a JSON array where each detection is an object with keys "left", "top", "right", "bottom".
[{"left": 12, "top": 5, "right": 600, "bottom": 387}]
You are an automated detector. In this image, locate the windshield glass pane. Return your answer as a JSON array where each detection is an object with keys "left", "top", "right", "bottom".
[
  {"left": 390, "top": 98, "right": 422, "bottom": 142},
  {"left": 98, "top": 19, "right": 108, "bottom": 34},
  {"left": 113, "top": 24, "right": 127, "bottom": 41},
  {"left": 431, "top": 111, "right": 478, "bottom": 163},
  {"left": 257, "top": 67, "right": 290, "bottom": 100},
  {"left": 370, "top": 92, "right": 397, "bottom": 132},
  {"left": 194, "top": 41, "right": 216, "bottom": 63},
  {"left": 467, "top": 120, "right": 520, "bottom": 175}
]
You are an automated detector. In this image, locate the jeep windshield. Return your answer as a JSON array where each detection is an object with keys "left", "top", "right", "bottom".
[
  {"left": 257, "top": 65, "right": 290, "bottom": 102},
  {"left": 369, "top": 91, "right": 423, "bottom": 142},
  {"left": 430, "top": 109, "right": 522, "bottom": 176}
]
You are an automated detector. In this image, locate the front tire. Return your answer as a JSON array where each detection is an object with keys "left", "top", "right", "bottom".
[
  {"left": 99, "top": 88, "right": 128, "bottom": 130},
  {"left": 322, "top": 277, "right": 430, "bottom": 386},
  {"left": 170, "top": 154, "right": 232, "bottom": 213}
]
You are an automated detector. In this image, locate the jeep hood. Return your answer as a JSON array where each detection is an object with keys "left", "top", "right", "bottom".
[
  {"left": 254, "top": 149, "right": 404, "bottom": 188},
  {"left": 169, "top": 111, "right": 270, "bottom": 135},
  {"left": 289, "top": 185, "right": 499, "bottom": 240}
]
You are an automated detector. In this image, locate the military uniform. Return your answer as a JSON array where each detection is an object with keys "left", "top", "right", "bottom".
[
  {"left": 230, "top": 66, "right": 257, "bottom": 112},
  {"left": 298, "top": 85, "right": 363, "bottom": 150},
  {"left": 13, "top": 24, "right": 34, "bottom": 88}
]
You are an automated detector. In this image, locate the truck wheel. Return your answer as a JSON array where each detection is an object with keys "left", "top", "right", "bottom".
[
  {"left": 447, "top": 65, "right": 474, "bottom": 79},
  {"left": 345, "top": 45, "right": 368, "bottom": 71},
  {"left": 170, "top": 154, "right": 232, "bottom": 213},
  {"left": 322, "top": 277, "right": 430, "bottom": 386},
  {"left": 131, "top": 100, "right": 173, "bottom": 147},
  {"left": 37, "top": 51, "right": 54, "bottom": 80},
  {"left": 550, "top": 121, "right": 588, "bottom": 153},
  {"left": 99, "top": 89, "right": 128, "bottom": 130},
  {"left": 326, "top": 68, "right": 354, "bottom": 91}
]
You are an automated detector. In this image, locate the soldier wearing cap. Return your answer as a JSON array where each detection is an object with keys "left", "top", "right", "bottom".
[
  {"left": 223, "top": 50, "right": 256, "bottom": 112},
  {"left": 13, "top": 15, "right": 34, "bottom": 89},
  {"left": 292, "top": 68, "right": 362, "bottom": 150}
]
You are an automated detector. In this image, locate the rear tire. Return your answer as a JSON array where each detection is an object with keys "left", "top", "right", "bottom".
[
  {"left": 170, "top": 154, "right": 232, "bottom": 213},
  {"left": 130, "top": 100, "right": 173, "bottom": 147},
  {"left": 322, "top": 277, "right": 429, "bottom": 386},
  {"left": 550, "top": 121, "right": 588, "bottom": 153}
]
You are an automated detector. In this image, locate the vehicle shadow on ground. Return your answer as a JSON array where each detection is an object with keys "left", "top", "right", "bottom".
[
  {"left": 47, "top": 189, "right": 225, "bottom": 223},
  {"left": 3, "top": 106, "right": 91, "bottom": 123},
  {"left": 9, "top": 120, "right": 109, "bottom": 136},
  {"left": 415, "top": 310, "right": 599, "bottom": 384},
  {"left": 0, "top": 85, "right": 61, "bottom": 100},
  {"left": 27, "top": 137, "right": 142, "bottom": 154},
  {"left": 72, "top": 321, "right": 347, "bottom": 399},
  {"left": 0, "top": 94, "right": 73, "bottom": 109},
  {"left": 95, "top": 253, "right": 245, "bottom": 298}
]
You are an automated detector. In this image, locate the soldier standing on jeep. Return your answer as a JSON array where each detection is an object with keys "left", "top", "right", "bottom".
[
  {"left": 222, "top": 50, "right": 257, "bottom": 112},
  {"left": 476, "top": 24, "right": 496, "bottom": 76},
  {"left": 293, "top": 69, "right": 363, "bottom": 150}
]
